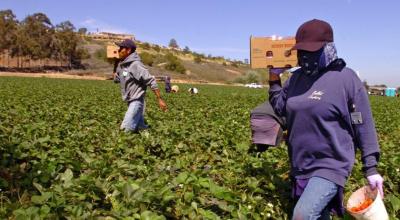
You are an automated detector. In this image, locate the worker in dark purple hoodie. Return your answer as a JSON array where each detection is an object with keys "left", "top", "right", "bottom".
[{"left": 268, "top": 19, "right": 384, "bottom": 219}]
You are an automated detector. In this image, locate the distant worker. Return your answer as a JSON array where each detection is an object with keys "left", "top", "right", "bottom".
[
  {"left": 165, "top": 76, "right": 171, "bottom": 93},
  {"left": 188, "top": 87, "right": 198, "bottom": 94},
  {"left": 268, "top": 19, "right": 384, "bottom": 219},
  {"left": 171, "top": 85, "right": 179, "bottom": 93},
  {"left": 113, "top": 39, "right": 167, "bottom": 132}
]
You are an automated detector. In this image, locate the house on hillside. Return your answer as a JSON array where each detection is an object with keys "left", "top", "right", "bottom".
[{"left": 86, "top": 32, "right": 134, "bottom": 42}]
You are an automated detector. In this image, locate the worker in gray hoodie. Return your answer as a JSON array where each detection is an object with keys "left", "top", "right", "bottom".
[{"left": 114, "top": 39, "right": 167, "bottom": 132}]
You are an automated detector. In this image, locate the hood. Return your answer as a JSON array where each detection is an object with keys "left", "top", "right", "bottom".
[
  {"left": 325, "top": 58, "right": 346, "bottom": 72},
  {"left": 120, "top": 52, "right": 141, "bottom": 66}
]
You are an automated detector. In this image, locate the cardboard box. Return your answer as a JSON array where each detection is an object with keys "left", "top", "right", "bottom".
[
  {"left": 250, "top": 36, "right": 298, "bottom": 69},
  {"left": 107, "top": 45, "right": 120, "bottom": 59}
]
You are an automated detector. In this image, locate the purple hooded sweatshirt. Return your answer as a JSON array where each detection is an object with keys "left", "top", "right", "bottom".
[{"left": 269, "top": 59, "right": 380, "bottom": 187}]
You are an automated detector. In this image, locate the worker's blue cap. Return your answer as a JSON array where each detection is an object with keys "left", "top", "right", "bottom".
[{"left": 115, "top": 39, "right": 136, "bottom": 51}]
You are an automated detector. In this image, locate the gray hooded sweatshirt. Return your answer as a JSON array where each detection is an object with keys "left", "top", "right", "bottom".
[{"left": 114, "top": 52, "right": 158, "bottom": 102}]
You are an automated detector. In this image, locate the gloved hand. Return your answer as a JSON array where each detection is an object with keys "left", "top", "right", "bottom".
[
  {"left": 269, "top": 68, "right": 287, "bottom": 82},
  {"left": 367, "top": 174, "right": 384, "bottom": 198},
  {"left": 269, "top": 68, "right": 286, "bottom": 75}
]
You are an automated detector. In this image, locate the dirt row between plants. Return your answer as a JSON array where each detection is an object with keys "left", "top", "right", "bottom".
[
  {"left": 0, "top": 71, "right": 241, "bottom": 86},
  {"left": 0, "top": 72, "right": 107, "bottom": 80}
]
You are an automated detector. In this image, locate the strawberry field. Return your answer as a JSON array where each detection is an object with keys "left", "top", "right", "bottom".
[{"left": 0, "top": 77, "right": 399, "bottom": 219}]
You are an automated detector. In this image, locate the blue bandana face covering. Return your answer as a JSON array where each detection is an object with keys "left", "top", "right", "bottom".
[{"left": 298, "top": 42, "right": 338, "bottom": 75}]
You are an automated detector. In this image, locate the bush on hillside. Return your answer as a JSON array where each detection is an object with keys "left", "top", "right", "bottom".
[
  {"left": 192, "top": 52, "right": 206, "bottom": 59},
  {"left": 152, "top": 44, "right": 161, "bottom": 52},
  {"left": 165, "top": 53, "right": 186, "bottom": 74},
  {"left": 94, "top": 48, "right": 107, "bottom": 62},
  {"left": 141, "top": 42, "right": 151, "bottom": 50},
  {"left": 169, "top": 38, "right": 179, "bottom": 49},
  {"left": 194, "top": 56, "right": 202, "bottom": 64},
  {"left": 76, "top": 47, "right": 91, "bottom": 60},
  {"left": 214, "top": 56, "right": 225, "bottom": 61},
  {"left": 183, "top": 46, "right": 190, "bottom": 54},
  {"left": 140, "top": 52, "right": 155, "bottom": 66},
  {"left": 153, "top": 54, "right": 167, "bottom": 65},
  {"left": 233, "top": 70, "right": 261, "bottom": 84},
  {"left": 231, "top": 62, "right": 239, "bottom": 68}
]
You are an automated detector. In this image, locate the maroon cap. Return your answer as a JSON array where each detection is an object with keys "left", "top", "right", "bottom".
[{"left": 292, "top": 19, "right": 333, "bottom": 52}]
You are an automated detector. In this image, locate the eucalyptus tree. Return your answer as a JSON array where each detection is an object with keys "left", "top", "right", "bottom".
[
  {"left": 54, "top": 21, "right": 78, "bottom": 67},
  {"left": 168, "top": 38, "right": 179, "bottom": 49},
  {"left": 18, "top": 13, "right": 55, "bottom": 61},
  {"left": 0, "top": 10, "right": 18, "bottom": 51}
]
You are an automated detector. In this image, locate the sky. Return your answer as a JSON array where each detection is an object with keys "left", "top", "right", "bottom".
[{"left": 1, "top": 0, "right": 400, "bottom": 87}]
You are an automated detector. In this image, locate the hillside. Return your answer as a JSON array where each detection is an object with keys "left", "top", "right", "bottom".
[{"left": 79, "top": 39, "right": 269, "bottom": 84}]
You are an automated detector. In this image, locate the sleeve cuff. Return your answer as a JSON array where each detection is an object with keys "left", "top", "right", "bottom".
[
  {"left": 362, "top": 153, "right": 379, "bottom": 177},
  {"left": 269, "top": 80, "right": 281, "bottom": 87},
  {"left": 364, "top": 166, "right": 378, "bottom": 177}
]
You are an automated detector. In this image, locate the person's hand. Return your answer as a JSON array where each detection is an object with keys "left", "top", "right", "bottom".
[
  {"left": 269, "top": 68, "right": 286, "bottom": 81},
  {"left": 367, "top": 174, "right": 384, "bottom": 198},
  {"left": 158, "top": 99, "right": 167, "bottom": 112},
  {"left": 270, "top": 68, "right": 286, "bottom": 75}
]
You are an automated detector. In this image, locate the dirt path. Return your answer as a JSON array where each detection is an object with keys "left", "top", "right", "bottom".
[
  {"left": 0, "top": 71, "right": 242, "bottom": 87},
  {"left": 0, "top": 72, "right": 107, "bottom": 80}
]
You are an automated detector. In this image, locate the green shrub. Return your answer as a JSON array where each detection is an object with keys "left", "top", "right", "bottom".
[
  {"left": 94, "top": 48, "right": 107, "bottom": 62},
  {"left": 245, "top": 71, "right": 260, "bottom": 83},
  {"left": 183, "top": 46, "right": 190, "bottom": 54},
  {"left": 141, "top": 42, "right": 151, "bottom": 50},
  {"left": 153, "top": 54, "right": 167, "bottom": 65},
  {"left": 192, "top": 52, "right": 206, "bottom": 59},
  {"left": 0, "top": 77, "right": 399, "bottom": 219},
  {"left": 140, "top": 51, "right": 155, "bottom": 66},
  {"left": 194, "top": 56, "right": 202, "bottom": 64},
  {"left": 164, "top": 53, "right": 186, "bottom": 74},
  {"left": 76, "top": 47, "right": 90, "bottom": 60},
  {"left": 234, "top": 70, "right": 261, "bottom": 84},
  {"left": 152, "top": 45, "right": 161, "bottom": 52},
  {"left": 233, "top": 77, "right": 246, "bottom": 84}
]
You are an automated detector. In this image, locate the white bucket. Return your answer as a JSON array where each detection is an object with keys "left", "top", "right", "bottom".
[{"left": 346, "top": 185, "right": 388, "bottom": 220}]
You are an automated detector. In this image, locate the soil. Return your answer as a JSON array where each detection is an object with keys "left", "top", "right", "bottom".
[
  {"left": 0, "top": 71, "right": 107, "bottom": 80},
  {"left": 0, "top": 71, "right": 238, "bottom": 86}
]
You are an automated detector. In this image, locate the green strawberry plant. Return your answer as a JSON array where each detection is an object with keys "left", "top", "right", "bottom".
[{"left": 0, "top": 77, "right": 399, "bottom": 219}]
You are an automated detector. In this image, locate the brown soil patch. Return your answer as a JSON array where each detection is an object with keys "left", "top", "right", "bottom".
[
  {"left": 225, "top": 69, "right": 242, "bottom": 75},
  {"left": 0, "top": 71, "right": 242, "bottom": 86},
  {"left": 0, "top": 72, "right": 107, "bottom": 80}
]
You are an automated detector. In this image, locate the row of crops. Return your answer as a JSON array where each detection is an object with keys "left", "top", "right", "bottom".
[{"left": 0, "top": 77, "right": 399, "bottom": 219}]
